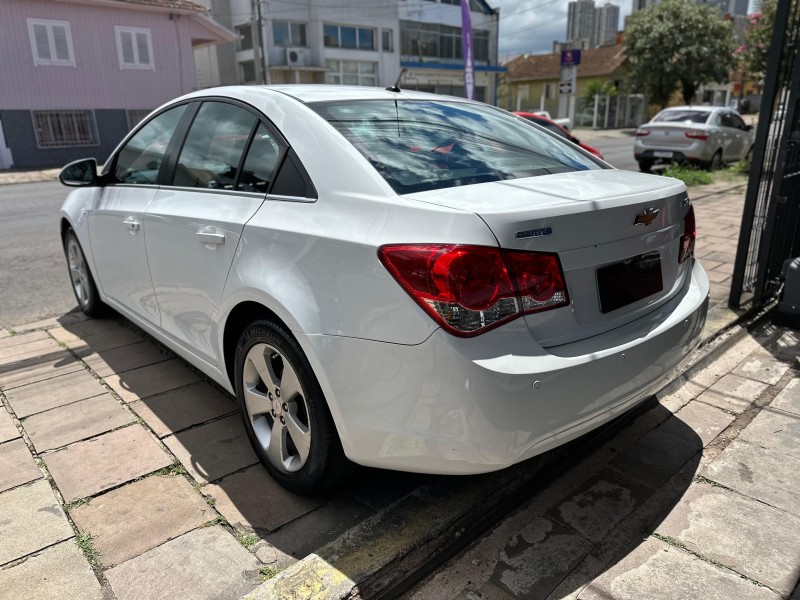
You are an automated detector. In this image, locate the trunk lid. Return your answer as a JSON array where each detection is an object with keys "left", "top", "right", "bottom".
[
  {"left": 404, "top": 170, "right": 693, "bottom": 347},
  {"left": 638, "top": 123, "right": 706, "bottom": 148}
]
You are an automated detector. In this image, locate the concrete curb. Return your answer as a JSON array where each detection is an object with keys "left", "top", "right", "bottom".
[
  {"left": 241, "top": 302, "right": 765, "bottom": 600},
  {"left": 0, "top": 169, "right": 59, "bottom": 186}
]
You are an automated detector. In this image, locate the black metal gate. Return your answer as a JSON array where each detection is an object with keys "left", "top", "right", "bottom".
[{"left": 730, "top": 0, "right": 800, "bottom": 309}]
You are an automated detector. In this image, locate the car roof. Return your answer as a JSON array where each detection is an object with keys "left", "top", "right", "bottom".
[{"left": 659, "top": 106, "right": 718, "bottom": 113}]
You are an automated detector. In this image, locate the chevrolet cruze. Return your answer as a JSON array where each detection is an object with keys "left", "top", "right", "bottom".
[{"left": 58, "top": 86, "right": 709, "bottom": 492}]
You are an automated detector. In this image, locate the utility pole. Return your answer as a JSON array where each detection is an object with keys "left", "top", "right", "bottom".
[{"left": 252, "top": 0, "right": 268, "bottom": 84}]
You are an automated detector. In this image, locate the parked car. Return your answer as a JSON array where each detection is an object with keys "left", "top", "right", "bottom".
[
  {"left": 634, "top": 106, "right": 755, "bottom": 173},
  {"left": 531, "top": 110, "right": 572, "bottom": 131},
  {"left": 58, "top": 86, "right": 709, "bottom": 493},
  {"left": 513, "top": 111, "right": 605, "bottom": 159}
]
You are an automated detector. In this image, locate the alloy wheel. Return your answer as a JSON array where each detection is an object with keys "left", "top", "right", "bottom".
[
  {"left": 67, "top": 236, "right": 90, "bottom": 309},
  {"left": 242, "top": 343, "right": 311, "bottom": 473}
]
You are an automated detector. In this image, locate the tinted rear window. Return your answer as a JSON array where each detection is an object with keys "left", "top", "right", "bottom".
[
  {"left": 310, "top": 100, "right": 602, "bottom": 194},
  {"left": 652, "top": 110, "right": 711, "bottom": 124}
]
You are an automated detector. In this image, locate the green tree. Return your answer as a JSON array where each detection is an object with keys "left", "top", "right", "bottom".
[
  {"left": 624, "top": 0, "right": 736, "bottom": 108},
  {"left": 737, "top": 0, "right": 776, "bottom": 76},
  {"left": 581, "top": 79, "right": 618, "bottom": 106}
]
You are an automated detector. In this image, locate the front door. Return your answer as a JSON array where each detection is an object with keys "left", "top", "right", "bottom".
[
  {"left": 144, "top": 101, "right": 284, "bottom": 365},
  {"left": 88, "top": 104, "right": 189, "bottom": 324}
]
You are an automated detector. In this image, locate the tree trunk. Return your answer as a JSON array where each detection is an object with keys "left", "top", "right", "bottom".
[{"left": 682, "top": 80, "right": 697, "bottom": 105}]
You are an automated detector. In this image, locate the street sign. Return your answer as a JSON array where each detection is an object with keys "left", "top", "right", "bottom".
[
  {"left": 559, "top": 81, "right": 572, "bottom": 95},
  {"left": 561, "top": 50, "right": 581, "bottom": 67}
]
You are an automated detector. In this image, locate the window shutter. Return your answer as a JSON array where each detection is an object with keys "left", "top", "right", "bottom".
[{"left": 33, "top": 24, "right": 51, "bottom": 61}]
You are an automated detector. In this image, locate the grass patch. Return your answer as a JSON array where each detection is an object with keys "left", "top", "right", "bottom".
[
  {"left": 63, "top": 497, "right": 90, "bottom": 512},
  {"left": 151, "top": 462, "right": 187, "bottom": 477},
  {"left": 236, "top": 532, "right": 260, "bottom": 549},
  {"left": 259, "top": 565, "right": 278, "bottom": 581},
  {"left": 75, "top": 533, "right": 100, "bottom": 567},
  {"left": 663, "top": 164, "right": 713, "bottom": 186},
  {"left": 202, "top": 516, "right": 227, "bottom": 528}
]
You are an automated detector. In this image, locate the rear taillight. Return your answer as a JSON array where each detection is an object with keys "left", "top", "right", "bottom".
[
  {"left": 378, "top": 244, "right": 569, "bottom": 336},
  {"left": 635, "top": 129, "right": 650, "bottom": 137},
  {"left": 685, "top": 131, "right": 709, "bottom": 140},
  {"left": 679, "top": 205, "right": 696, "bottom": 263}
]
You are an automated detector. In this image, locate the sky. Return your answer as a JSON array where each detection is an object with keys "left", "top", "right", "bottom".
[{"left": 490, "top": 0, "right": 757, "bottom": 61}]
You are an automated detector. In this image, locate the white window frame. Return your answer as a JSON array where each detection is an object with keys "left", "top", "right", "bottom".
[
  {"left": 272, "top": 21, "right": 308, "bottom": 47},
  {"left": 115, "top": 26, "right": 155, "bottom": 70},
  {"left": 27, "top": 18, "right": 75, "bottom": 67},
  {"left": 382, "top": 28, "right": 393, "bottom": 52},
  {"left": 325, "top": 59, "right": 378, "bottom": 86}
]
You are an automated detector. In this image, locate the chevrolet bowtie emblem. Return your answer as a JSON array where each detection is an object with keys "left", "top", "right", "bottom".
[{"left": 633, "top": 207, "right": 659, "bottom": 226}]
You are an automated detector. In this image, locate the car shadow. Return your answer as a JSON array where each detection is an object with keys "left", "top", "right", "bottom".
[{"left": 47, "top": 312, "right": 704, "bottom": 598}]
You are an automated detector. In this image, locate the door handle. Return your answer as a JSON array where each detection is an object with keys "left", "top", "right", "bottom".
[
  {"left": 123, "top": 217, "right": 140, "bottom": 232},
  {"left": 196, "top": 230, "right": 225, "bottom": 245}
]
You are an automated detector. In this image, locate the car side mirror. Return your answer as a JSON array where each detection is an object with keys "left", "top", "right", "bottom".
[{"left": 58, "top": 158, "right": 99, "bottom": 187}]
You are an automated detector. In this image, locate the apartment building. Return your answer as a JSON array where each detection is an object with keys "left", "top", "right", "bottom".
[{"left": 195, "top": 0, "right": 502, "bottom": 104}]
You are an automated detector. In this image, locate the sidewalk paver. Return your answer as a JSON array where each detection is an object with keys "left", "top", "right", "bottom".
[
  {"left": 51, "top": 324, "right": 143, "bottom": 353},
  {"left": 106, "top": 359, "right": 201, "bottom": 403},
  {"left": 0, "top": 438, "right": 42, "bottom": 492},
  {"left": 163, "top": 414, "right": 258, "bottom": 484},
  {"left": 70, "top": 474, "right": 214, "bottom": 567},
  {"left": 23, "top": 394, "right": 134, "bottom": 451},
  {"left": 0, "top": 480, "right": 74, "bottom": 565},
  {"left": 0, "top": 409, "right": 20, "bottom": 443},
  {"left": 578, "top": 538, "right": 780, "bottom": 600},
  {"left": 694, "top": 373, "right": 768, "bottom": 414},
  {"left": 656, "top": 482, "right": 800, "bottom": 596},
  {"left": 81, "top": 340, "right": 170, "bottom": 377},
  {"left": 44, "top": 425, "right": 172, "bottom": 502},
  {"left": 702, "top": 439, "right": 800, "bottom": 516},
  {"left": 739, "top": 408, "right": 800, "bottom": 459},
  {"left": 0, "top": 539, "right": 103, "bottom": 600},
  {"left": 732, "top": 346, "right": 792, "bottom": 385},
  {"left": 0, "top": 349, "right": 83, "bottom": 390},
  {"left": 204, "top": 465, "right": 325, "bottom": 533},
  {"left": 105, "top": 526, "right": 261, "bottom": 600},
  {"left": 130, "top": 381, "right": 237, "bottom": 438},
  {"left": 0, "top": 336, "right": 61, "bottom": 362},
  {"left": 0, "top": 330, "right": 50, "bottom": 351},
  {"left": 4, "top": 369, "right": 107, "bottom": 418},
  {"left": 772, "top": 377, "right": 800, "bottom": 414}
]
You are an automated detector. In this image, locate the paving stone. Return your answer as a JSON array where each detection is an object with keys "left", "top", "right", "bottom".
[
  {"left": 702, "top": 439, "right": 800, "bottom": 516},
  {"left": 0, "top": 438, "right": 42, "bottom": 492},
  {"left": 691, "top": 334, "right": 761, "bottom": 387},
  {"left": 0, "top": 336, "right": 61, "bottom": 362},
  {"left": 487, "top": 517, "right": 593, "bottom": 599},
  {"left": 0, "top": 350, "right": 83, "bottom": 390},
  {"left": 656, "top": 482, "right": 800, "bottom": 596},
  {"left": 579, "top": 537, "right": 780, "bottom": 600},
  {"left": 105, "top": 526, "right": 261, "bottom": 600},
  {"left": 82, "top": 341, "right": 171, "bottom": 378},
  {"left": 673, "top": 400, "right": 736, "bottom": 446},
  {"left": 739, "top": 409, "right": 800, "bottom": 460},
  {"left": 204, "top": 465, "right": 324, "bottom": 533},
  {"left": 770, "top": 377, "right": 800, "bottom": 416},
  {"left": 50, "top": 325, "right": 143, "bottom": 353},
  {"left": 51, "top": 317, "right": 129, "bottom": 340},
  {"left": 657, "top": 380, "right": 707, "bottom": 414},
  {"left": 0, "top": 480, "right": 74, "bottom": 565},
  {"left": 12, "top": 313, "right": 87, "bottom": 333},
  {"left": 4, "top": 369, "right": 106, "bottom": 418},
  {"left": 71, "top": 475, "right": 214, "bottom": 567},
  {"left": 265, "top": 497, "right": 373, "bottom": 560},
  {"left": 609, "top": 415, "right": 703, "bottom": 489},
  {"left": 130, "top": 382, "right": 236, "bottom": 438},
  {"left": 45, "top": 425, "right": 172, "bottom": 502},
  {"left": 0, "top": 409, "right": 20, "bottom": 443},
  {"left": 548, "top": 471, "right": 652, "bottom": 544},
  {"left": 732, "top": 347, "right": 792, "bottom": 385},
  {"left": 164, "top": 414, "right": 258, "bottom": 484},
  {"left": 769, "top": 330, "right": 800, "bottom": 362},
  {"left": 0, "top": 330, "right": 50, "bottom": 351},
  {"left": 0, "top": 539, "right": 102, "bottom": 600},
  {"left": 24, "top": 394, "right": 134, "bottom": 452},
  {"left": 106, "top": 359, "right": 201, "bottom": 402},
  {"left": 695, "top": 374, "right": 768, "bottom": 414},
  {"left": 705, "top": 270, "right": 731, "bottom": 284}
]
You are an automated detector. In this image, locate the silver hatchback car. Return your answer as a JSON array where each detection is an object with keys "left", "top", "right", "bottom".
[{"left": 634, "top": 106, "right": 755, "bottom": 173}]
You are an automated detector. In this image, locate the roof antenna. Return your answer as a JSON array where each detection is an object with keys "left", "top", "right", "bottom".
[{"left": 386, "top": 68, "right": 406, "bottom": 93}]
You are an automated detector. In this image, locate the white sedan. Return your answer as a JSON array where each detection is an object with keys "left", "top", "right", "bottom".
[{"left": 58, "top": 86, "right": 709, "bottom": 493}]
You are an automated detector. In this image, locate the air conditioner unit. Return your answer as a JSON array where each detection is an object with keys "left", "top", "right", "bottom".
[{"left": 286, "top": 47, "right": 307, "bottom": 67}]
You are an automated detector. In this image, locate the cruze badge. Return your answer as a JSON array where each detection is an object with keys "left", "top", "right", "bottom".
[
  {"left": 515, "top": 227, "right": 552, "bottom": 239},
  {"left": 633, "top": 207, "right": 660, "bottom": 226}
]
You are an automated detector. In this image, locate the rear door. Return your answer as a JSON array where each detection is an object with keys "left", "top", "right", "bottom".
[
  {"left": 144, "top": 100, "right": 285, "bottom": 365},
  {"left": 88, "top": 103, "right": 189, "bottom": 324}
]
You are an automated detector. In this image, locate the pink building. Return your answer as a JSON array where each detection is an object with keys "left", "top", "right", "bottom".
[{"left": 0, "top": 0, "right": 234, "bottom": 169}]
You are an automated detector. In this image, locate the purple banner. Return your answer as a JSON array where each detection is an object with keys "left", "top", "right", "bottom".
[{"left": 461, "top": 0, "right": 475, "bottom": 100}]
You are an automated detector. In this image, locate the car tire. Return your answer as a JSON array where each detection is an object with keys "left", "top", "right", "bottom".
[
  {"left": 638, "top": 159, "right": 654, "bottom": 173},
  {"left": 708, "top": 150, "right": 723, "bottom": 171},
  {"left": 234, "top": 319, "right": 350, "bottom": 494},
  {"left": 63, "top": 228, "right": 106, "bottom": 317}
]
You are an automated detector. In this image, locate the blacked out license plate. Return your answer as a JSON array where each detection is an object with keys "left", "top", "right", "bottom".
[{"left": 597, "top": 251, "right": 663, "bottom": 313}]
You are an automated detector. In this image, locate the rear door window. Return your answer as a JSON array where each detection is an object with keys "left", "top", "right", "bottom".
[{"left": 236, "top": 124, "right": 283, "bottom": 194}]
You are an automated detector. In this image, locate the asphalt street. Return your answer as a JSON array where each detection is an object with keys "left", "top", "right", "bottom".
[
  {"left": 0, "top": 136, "right": 639, "bottom": 328},
  {"left": 0, "top": 181, "right": 76, "bottom": 327}
]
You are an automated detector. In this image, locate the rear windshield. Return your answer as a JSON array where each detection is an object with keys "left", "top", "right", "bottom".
[
  {"left": 652, "top": 110, "right": 711, "bottom": 124},
  {"left": 309, "top": 100, "right": 603, "bottom": 194},
  {"left": 520, "top": 116, "right": 570, "bottom": 140}
]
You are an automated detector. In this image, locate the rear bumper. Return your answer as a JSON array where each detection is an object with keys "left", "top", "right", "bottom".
[
  {"left": 297, "top": 261, "right": 709, "bottom": 475},
  {"left": 634, "top": 140, "right": 712, "bottom": 165}
]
